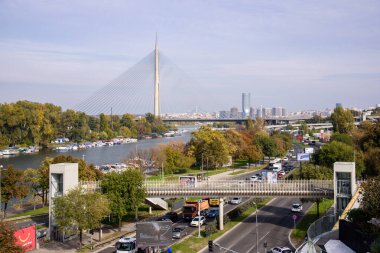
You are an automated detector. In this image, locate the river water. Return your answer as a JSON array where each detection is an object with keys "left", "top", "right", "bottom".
[{"left": 0, "top": 128, "right": 194, "bottom": 170}]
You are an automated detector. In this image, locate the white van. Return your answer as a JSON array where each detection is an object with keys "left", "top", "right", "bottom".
[
  {"left": 115, "top": 237, "right": 137, "bottom": 253},
  {"left": 272, "top": 163, "right": 282, "bottom": 172}
]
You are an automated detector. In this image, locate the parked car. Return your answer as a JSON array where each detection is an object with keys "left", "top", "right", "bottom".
[
  {"left": 230, "top": 197, "right": 242, "bottom": 205},
  {"left": 200, "top": 209, "right": 209, "bottom": 217},
  {"left": 207, "top": 209, "right": 219, "bottom": 218},
  {"left": 163, "top": 211, "right": 179, "bottom": 222},
  {"left": 190, "top": 216, "right": 206, "bottom": 226},
  {"left": 291, "top": 203, "right": 303, "bottom": 212},
  {"left": 172, "top": 226, "right": 187, "bottom": 239},
  {"left": 269, "top": 246, "right": 293, "bottom": 253}
]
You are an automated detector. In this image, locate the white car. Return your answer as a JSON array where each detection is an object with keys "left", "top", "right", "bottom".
[
  {"left": 230, "top": 197, "right": 242, "bottom": 205},
  {"left": 190, "top": 216, "right": 206, "bottom": 227},
  {"left": 291, "top": 203, "right": 303, "bottom": 212},
  {"left": 269, "top": 246, "right": 293, "bottom": 253},
  {"left": 250, "top": 175, "right": 260, "bottom": 182}
]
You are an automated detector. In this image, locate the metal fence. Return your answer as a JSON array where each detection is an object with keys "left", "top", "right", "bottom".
[
  {"left": 300, "top": 214, "right": 338, "bottom": 253},
  {"left": 80, "top": 179, "right": 334, "bottom": 198}
]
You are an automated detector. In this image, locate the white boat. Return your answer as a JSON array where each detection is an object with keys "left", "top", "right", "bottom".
[
  {"left": 2, "top": 149, "right": 18, "bottom": 155},
  {"left": 56, "top": 146, "right": 69, "bottom": 151}
]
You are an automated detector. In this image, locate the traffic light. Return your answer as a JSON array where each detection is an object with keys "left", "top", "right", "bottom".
[{"left": 208, "top": 240, "right": 214, "bottom": 252}]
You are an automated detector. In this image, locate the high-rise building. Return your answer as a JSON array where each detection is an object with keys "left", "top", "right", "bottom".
[
  {"left": 242, "top": 93, "right": 251, "bottom": 118},
  {"left": 230, "top": 107, "right": 239, "bottom": 118},
  {"left": 249, "top": 107, "right": 255, "bottom": 118},
  {"left": 272, "top": 107, "right": 283, "bottom": 117},
  {"left": 282, "top": 108, "right": 286, "bottom": 116},
  {"left": 263, "top": 108, "right": 272, "bottom": 117},
  {"left": 219, "top": 111, "right": 230, "bottom": 119}
]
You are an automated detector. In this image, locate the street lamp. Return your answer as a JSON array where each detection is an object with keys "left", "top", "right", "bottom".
[{"left": 252, "top": 201, "right": 259, "bottom": 253}]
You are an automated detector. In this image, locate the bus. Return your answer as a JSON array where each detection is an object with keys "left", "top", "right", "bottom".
[{"left": 115, "top": 237, "right": 137, "bottom": 253}]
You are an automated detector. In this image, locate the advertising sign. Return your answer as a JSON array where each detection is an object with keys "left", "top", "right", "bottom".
[
  {"left": 262, "top": 171, "right": 277, "bottom": 183},
  {"left": 136, "top": 221, "right": 172, "bottom": 248},
  {"left": 209, "top": 198, "right": 220, "bottom": 206},
  {"left": 297, "top": 153, "right": 310, "bottom": 161},
  {"left": 304, "top": 147, "right": 314, "bottom": 154},
  {"left": 179, "top": 176, "right": 197, "bottom": 187},
  {"left": 14, "top": 224, "right": 36, "bottom": 252}
]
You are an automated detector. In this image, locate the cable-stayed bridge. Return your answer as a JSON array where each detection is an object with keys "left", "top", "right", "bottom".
[{"left": 75, "top": 41, "right": 201, "bottom": 116}]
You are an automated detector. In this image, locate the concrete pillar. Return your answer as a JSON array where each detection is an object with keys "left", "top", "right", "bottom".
[
  {"left": 99, "top": 228, "right": 102, "bottom": 241},
  {"left": 149, "top": 206, "right": 152, "bottom": 214},
  {"left": 219, "top": 198, "right": 224, "bottom": 230}
]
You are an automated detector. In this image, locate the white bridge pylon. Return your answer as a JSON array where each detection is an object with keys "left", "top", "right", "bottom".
[{"left": 144, "top": 179, "right": 334, "bottom": 198}]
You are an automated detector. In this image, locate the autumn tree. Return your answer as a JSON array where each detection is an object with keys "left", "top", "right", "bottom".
[
  {"left": 53, "top": 187, "right": 110, "bottom": 247},
  {"left": 361, "top": 176, "right": 380, "bottom": 219},
  {"left": 0, "top": 220, "right": 23, "bottom": 253},
  {"left": 162, "top": 142, "right": 194, "bottom": 174},
  {"left": 331, "top": 106, "right": 355, "bottom": 134},
  {"left": 188, "top": 126, "right": 230, "bottom": 169}
]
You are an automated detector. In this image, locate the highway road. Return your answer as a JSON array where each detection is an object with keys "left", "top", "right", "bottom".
[{"left": 199, "top": 197, "right": 312, "bottom": 253}]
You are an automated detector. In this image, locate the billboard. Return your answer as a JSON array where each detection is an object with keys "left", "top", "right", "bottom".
[
  {"left": 14, "top": 224, "right": 36, "bottom": 252},
  {"left": 305, "top": 147, "right": 314, "bottom": 154},
  {"left": 209, "top": 198, "right": 220, "bottom": 206},
  {"left": 297, "top": 153, "right": 310, "bottom": 161},
  {"left": 262, "top": 171, "right": 277, "bottom": 183},
  {"left": 136, "top": 221, "right": 172, "bottom": 248},
  {"left": 179, "top": 176, "right": 197, "bottom": 187}
]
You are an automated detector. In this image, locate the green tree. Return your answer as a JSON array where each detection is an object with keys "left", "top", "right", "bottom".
[
  {"left": 0, "top": 220, "right": 23, "bottom": 253},
  {"left": 254, "top": 133, "right": 278, "bottom": 159},
  {"left": 292, "top": 163, "right": 333, "bottom": 180},
  {"left": 243, "top": 144, "right": 263, "bottom": 166},
  {"left": 188, "top": 126, "right": 230, "bottom": 168},
  {"left": 53, "top": 187, "right": 110, "bottom": 247},
  {"left": 101, "top": 169, "right": 146, "bottom": 229},
  {"left": 23, "top": 168, "right": 42, "bottom": 210},
  {"left": 313, "top": 141, "right": 354, "bottom": 168},
  {"left": 330, "top": 133, "right": 354, "bottom": 146},
  {"left": 0, "top": 166, "right": 29, "bottom": 217},
  {"left": 331, "top": 106, "right": 355, "bottom": 134}
]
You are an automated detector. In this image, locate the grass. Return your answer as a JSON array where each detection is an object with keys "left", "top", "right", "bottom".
[
  {"left": 8, "top": 206, "right": 49, "bottom": 218},
  {"left": 170, "top": 198, "right": 272, "bottom": 253},
  {"left": 291, "top": 198, "right": 334, "bottom": 245},
  {"left": 229, "top": 163, "right": 268, "bottom": 176},
  {"left": 146, "top": 167, "right": 234, "bottom": 181}
]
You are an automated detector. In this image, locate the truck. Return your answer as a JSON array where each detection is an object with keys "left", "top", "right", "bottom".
[{"left": 183, "top": 200, "right": 210, "bottom": 220}]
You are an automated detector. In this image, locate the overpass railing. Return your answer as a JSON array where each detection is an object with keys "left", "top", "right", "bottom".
[
  {"left": 79, "top": 179, "right": 334, "bottom": 198},
  {"left": 144, "top": 179, "right": 334, "bottom": 198}
]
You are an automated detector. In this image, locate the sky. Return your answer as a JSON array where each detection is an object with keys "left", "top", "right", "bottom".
[{"left": 1, "top": 0, "right": 380, "bottom": 113}]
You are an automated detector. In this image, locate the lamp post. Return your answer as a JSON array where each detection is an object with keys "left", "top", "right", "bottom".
[
  {"left": 253, "top": 201, "right": 259, "bottom": 253},
  {"left": 198, "top": 201, "right": 201, "bottom": 238}
]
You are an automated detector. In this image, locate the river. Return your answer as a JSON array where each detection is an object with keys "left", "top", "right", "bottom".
[{"left": 0, "top": 128, "right": 194, "bottom": 170}]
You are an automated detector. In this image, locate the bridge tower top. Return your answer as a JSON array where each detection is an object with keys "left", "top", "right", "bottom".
[{"left": 154, "top": 33, "right": 160, "bottom": 117}]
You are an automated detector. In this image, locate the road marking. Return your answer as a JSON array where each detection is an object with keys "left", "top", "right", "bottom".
[{"left": 247, "top": 231, "right": 270, "bottom": 253}]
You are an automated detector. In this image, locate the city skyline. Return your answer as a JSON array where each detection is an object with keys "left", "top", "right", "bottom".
[{"left": 1, "top": 1, "right": 380, "bottom": 113}]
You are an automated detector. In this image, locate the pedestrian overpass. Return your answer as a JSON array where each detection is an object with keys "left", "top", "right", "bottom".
[{"left": 144, "top": 179, "right": 334, "bottom": 198}]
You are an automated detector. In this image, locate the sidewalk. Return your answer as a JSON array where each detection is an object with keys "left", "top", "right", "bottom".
[{"left": 36, "top": 222, "right": 137, "bottom": 253}]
